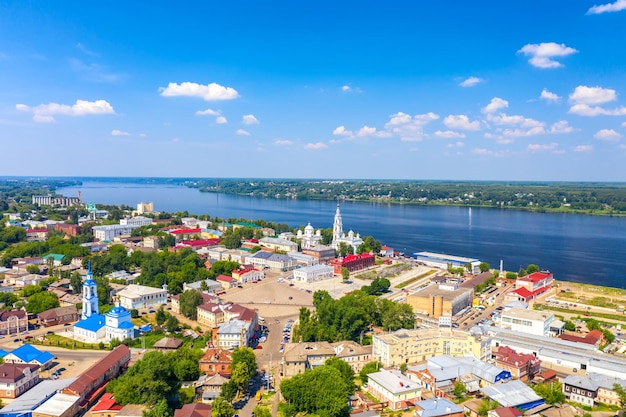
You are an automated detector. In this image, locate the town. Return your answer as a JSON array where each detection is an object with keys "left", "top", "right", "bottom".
[{"left": 0, "top": 190, "right": 625, "bottom": 417}]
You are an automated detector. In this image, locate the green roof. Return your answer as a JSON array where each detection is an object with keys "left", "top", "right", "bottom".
[
  {"left": 235, "top": 222, "right": 260, "bottom": 228},
  {"left": 43, "top": 253, "right": 65, "bottom": 261}
]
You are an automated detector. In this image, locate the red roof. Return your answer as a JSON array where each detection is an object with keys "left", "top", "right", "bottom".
[
  {"left": 92, "top": 393, "right": 123, "bottom": 412},
  {"left": 342, "top": 253, "right": 374, "bottom": 263},
  {"left": 519, "top": 271, "right": 553, "bottom": 283},
  {"left": 171, "top": 228, "right": 202, "bottom": 235},
  {"left": 381, "top": 246, "right": 393, "bottom": 251},
  {"left": 26, "top": 228, "right": 48, "bottom": 234},
  {"left": 216, "top": 274, "right": 234, "bottom": 282},
  {"left": 495, "top": 346, "right": 538, "bottom": 366},
  {"left": 180, "top": 238, "right": 220, "bottom": 247},
  {"left": 559, "top": 329, "right": 604, "bottom": 345}
]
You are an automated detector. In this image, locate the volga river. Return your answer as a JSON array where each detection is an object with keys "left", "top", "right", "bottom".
[{"left": 58, "top": 181, "right": 626, "bottom": 287}]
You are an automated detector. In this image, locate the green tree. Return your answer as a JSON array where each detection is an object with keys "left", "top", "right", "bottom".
[
  {"left": 179, "top": 290, "right": 203, "bottom": 320},
  {"left": 518, "top": 267, "right": 527, "bottom": 277},
  {"left": 338, "top": 242, "right": 353, "bottom": 257},
  {"left": 526, "top": 264, "right": 540, "bottom": 274},
  {"left": 26, "top": 291, "right": 59, "bottom": 314},
  {"left": 155, "top": 306, "right": 167, "bottom": 326},
  {"left": 231, "top": 347, "right": 257, "bottom": 382},
  {"left": 399, "top": 363, "right": 408, "bottom": 374},
  {"left": 477, "top": 399, "right": 499, "bottom": 417},
  {"left": 479, "top": 262, "right": 491, "bottom": 273},
  {"left": 221, "top": 233, "right": 242, "bottom": 249},
  {"left": 281, "top": 365, "right": 350, "bottom": 417},
  {"left": 220, "top": 380, "right": 238, "bottom": 403},
  {"left": 532, "top": 381, "right": 566, "bottom": 405},
  {"left": 252, "top": 405, "right": 271, "bottom": 417},
  {"left": 341, "top": 267, "right": 350, "bottom": 282},
  {"left": 165, "top": 315, "right": 180, "bottom": 332},
  {"left": 325, "top": 357, "right": 355, "bottom": 392},
  {"left": 359, "top": 361, "right": 383, "bottom": 384},
  {"left": 21, "top": 284, "right": 42, "bottom": 297},
  {"left": 26, "top": 264, "right": 40, "bottom": 274},
  {"left": 564, "top": 320, "right": 576, "bottom": 331},
  {"left": 70, "top": 271, "right": 83, "bottom": 294},
  {"left": 142, "top": 399, "right": 171, "bottom": 417},
  {"left": 212, "top": 396, "right": 235, "bottom": 417},
  {"left": 453, "top": 381, "right": 466, "bottom": 400},
  {"left": 505, "top": 272, "right": 518, "bottom": 280}
]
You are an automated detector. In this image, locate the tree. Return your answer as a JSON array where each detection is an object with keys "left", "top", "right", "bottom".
[
  {"left": 564, "top": 320, "right": 576, "bottom": 331},
  {"left": 518, "top": 267, "right": 527, "bottom": 277},
  {"left": 165, "top": 315, "right": 180, "bottom": 332},
  {"left": 338, "top": 242, "right": 353, "bottom": 257},
  {"left": 231, "top": 347, "right": 257, "bottom": 383},
  {"left": 26, "top": 264, "right": 40, "bottom": 274},
  {"left": 26, "top": 291, "right": 59, "bottom": 314},
  {"left": 359, "top": 361, "right": 383, "bottom": 383},
  {"left": 221, "top": 233, "right": 242, "bottom": 249},
  {"left": 179, "top": 290, "right": 203, "bottom": 320},
  {"left": 142, "top": 399, "right": 172, "bottom": 417},
  {"left": 526, "top": 264, "right": 540, "bottom": 274},
  {"left": 477, "top": 399, "right": 499, "bottom": 417},
  {"left": 399, "top": 363, "right": 408, "bottom": 374},
  {"left": 252, "top": 405, "right": 272, "bottom": 417},
  {"left": 212, "top": 396, "right": 235, "bottom": 417},
  {"left": 155, "top": 306, "right": 167, "bottom": 326},
  {"left": 220, "top": 380, "right": 238, "bottom": 403},
  {"left": 479, "top": 262, "right": 491, "bottom": 273},
  {"left": 453, "top": 381, "right": 466, "bottom": 400},
  {"left": 505, "top": 272, "right": 517, "bottom": 280},
  {"left": 341, "top": 267, "right": 350, "bottom": 282},
  {"left": 325, "top": 357, "right": 355, "bottom": 391},
  {"left": 532, "top": 381, "right": 566, "bottom": 405},
  {"left": 281, "top": 365, "right": 350, "bottom": 417},
  {"left": 70, "top": 271, "right": 83, "bottom": 294}
]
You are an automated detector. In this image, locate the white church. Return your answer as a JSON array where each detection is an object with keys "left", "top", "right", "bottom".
[
  {"left": 73, "top": 264, "right": 136, "bottom": 343},
  {"left": 331, "top": 205, "right": 363, "bottom": 252}
]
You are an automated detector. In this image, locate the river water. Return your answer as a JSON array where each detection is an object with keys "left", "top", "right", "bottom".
[{"left": 58, "top": 181, "right": 626, "bottom": 287}]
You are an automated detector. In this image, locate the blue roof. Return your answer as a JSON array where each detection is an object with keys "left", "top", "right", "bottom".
[
  {"left": 0, "top": 349, "right": 8, "bottom": 359},
  {"left": 117, "top": 321, "right": 135, "bottom": 329},
  {"left": 74, "top": 314, "right": 105, "bottom": 332},
  {"left": 106, "top": 305, "right": 130, "bottom": 317},
  {"left": 10, "top": 344, "right": 55, "bottom": 365}
]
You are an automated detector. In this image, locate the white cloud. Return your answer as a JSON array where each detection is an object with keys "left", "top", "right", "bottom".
[
  {"left": 111, "top": 129, "right": 130, "bottom": 136},
  {"left": 235, "top": 129, "right": 250, "bottom": 136},
  {"left": 569, "top": 85, "right": 617, "bottom": 105},
  {"left": 594, "top": 129, "right": 622, "bottom": 141},
  {"left": 587, "top": 0, "right": 626, "bottom": 14},
  {"left": 518, "top": 42, "right": 578, "bottom": 69},
  {"left": 304, "top": 142, "right": 328, "bottom": 150},
  {"left": 549, "top": 120, "right": 575, "bottom": 134},
  {"left": 242, "top": 114, "right": 259, "bottom": 125},
  {"left": 569, "top": 104, "right": 626, "bottom": 116},
  {"left": 443, "top": 114, "right": 480, "bottom": 130},
  {"left": 434, "top": 130, "right": 466, "bottom": 139},
  {"left": 16, "top": 99, "right": 115, "bottom": 123},
  {"left": 357, "top": 126, "right": 391, "bottom": 138},
  {"left": 341, "top": 85, "right": 351, "bottom": 92},
  {"left": 333, "top": 126, "right": 353, "bottom": 136},
  {"left": 472, "top": 148, "right": 494, "bottom": 156},
  {"left": 574, "top": 144, "right": 593, "bottom": 153},
  {"left": 540, "top": 89, "right": 561, "bottom": 103},
  {"left": 623, "top": 122, "right": 626, "bottom": 127},
  {"left": 195, "top": 108, "right": 221, "bottom": 116},
  {"left": 159, "top": 82, "right": 239, "bottom": 101},
  {"left": 216, "top": 116, "right": 228, "bottom": 124},
  {"left": 446, "top": 141, "right": 465, "bottom": 148},
  {"left": 487, "top": 113, "right": 544, "bottom": 129},
  {"left": 274, "top": 140, "right": 293, "bottom": 146},
  {"left": 528, "top": 143, "right": 558, "bottom": 152},
  {"left": 482, "top": 97, "right": 509, "bottom": 114},
  {"left": 384, "top": 112, "right": 439, "bottom": 141},
  {"left": 459, "top": 77, "right": 484, "bottom": 87}
]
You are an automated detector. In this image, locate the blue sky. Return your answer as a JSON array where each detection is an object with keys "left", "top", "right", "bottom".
[{"left": 1, "top": 1, "right": 626, "bottom": 181}]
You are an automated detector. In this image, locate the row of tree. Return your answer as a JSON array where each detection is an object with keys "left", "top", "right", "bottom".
[{"left": 292, "top": 289, "right": 415, "bottom": 343}]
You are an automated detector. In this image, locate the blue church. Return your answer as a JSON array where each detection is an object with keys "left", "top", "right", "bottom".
[{"left": 73, "top": 264, "right": 135, "bottom": 343}]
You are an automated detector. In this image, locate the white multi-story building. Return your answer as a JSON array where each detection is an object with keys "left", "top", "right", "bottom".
[
  {"left": 216, "top": 319, "right": 252, "bottom": 349},
  {"left": 499, "top": 308, "right": 554, "bottom": 337},
  {"left": 92, "top": 224, "right": 137, "bottom": 241},
  {"left": 258, "top": 237, "right": 298, "bottom": 253},
  {"left": 117, "top": 284, "right": 168, "bottom": 310},
  {"left": 293, "top": 264, "right": 334, "bottom": 283},
  {"left": 136, "top": 202, "right": 154, "bottom": 214},
  {"left": 120, "top": 216, "right": 153, "bottom": 227}
]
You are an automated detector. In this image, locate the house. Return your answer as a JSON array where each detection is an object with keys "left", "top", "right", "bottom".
[
  {"left": 90, "top": 392, "right": 122, "bottom": 417},
  {"left": 331, "top": 340, "right": 372, "bottom": 373},
  {"left": 117, "top": 284, "right": 167, "bottom": 310},
  {"left": 38, "top": 306, "right": 79, "bottom": 327},
  {"left": 172, "top": 292, "right": 218, "bottom": 314},
  {"left": 293, "top": 264, "right": 334, "bottom": 283},
  {"left": 330, "top": 253, "right": 375, "bottom": 274},
  {"left": 533, "top": 369, "right": 557, "bottom": 384},
  {"left": 174, "top": 403, "right": 212, "bottom": 417},
  {"left": 42, "top": 254, "right": 65, "bottom": 267},
  {"left": 247, "top": 251, "right": 298, "bottom": 271},
  {"left": 493, "top": 346, "right": 541, "bottom": 381},
  {"left": 194, "top": 373, "right": 230, "bottom": 403},
  {"left": 558, "top": 329, "right": 604, "bottom": 347},
  {"left": 414, "top": 398, "right": 464, "bottom": 417},
  {"left": 367, "top": 369, "right": 421, "bottom": 410},
  {"left": 200, "top": 347, "right": 232, "bottom": 376},
  {"left": 505, "top": 271, "right": 554, "bottom": 303},
  {"left": 216, "top": 319, "right": 252, "bottom": 349},
  {"left": 231, "top": 268, "right": 264, "bottom": 284},
  {"left": 499, "top": 308, "right": 555, "bottom": 337},
  {"left": 0, "top": 363, "right": 41, "bottom": 398},
  {"left": 153, "top": 337, "right": 184, "bottom": 350},
  {"left": 563, "top": 372, "right": 626, "bottom": 407},
  {"left": 282, "top": 342, "right": 336, "bottom": 378},
  {"left": 92, "top": 224, "right": 137, "bottom": 241},
  {"left": 302, "top": 244, "right": 336, "bottom": 264},
  {"left": 480, "top": 380, "right": 544, "bottom": 411},
  {"left": 197, "top": 302, "right": 257, "bottom": 330},
  {"left": 0, "top": 378, "right": 78, "bottom": 417},
  {"left": 168, "top": 228, "right": 203, "bottom": 242},
  {"left": 3, "top": 344, "right": 55, "bottom": 368},
  {"left": 54, "top": 223, "right": 81, "bottom": 237},
  {"left": 216, "top": 275, "right": 235, "bottom": 289},
  {"left": 488, "top": 407, "right": 523, "bottom": 417},
  {"left": 26, "top": 229, "right": 49, "bottom": 242},
  {"left": 380, "top": 245, "right": 394, "bottom": 257}
]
